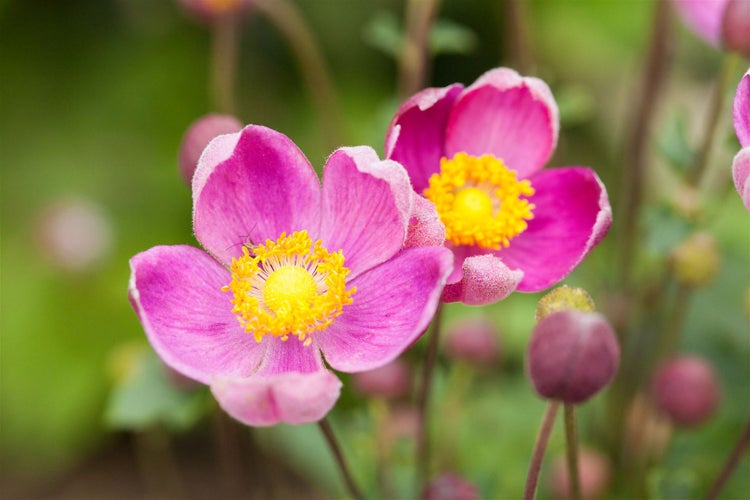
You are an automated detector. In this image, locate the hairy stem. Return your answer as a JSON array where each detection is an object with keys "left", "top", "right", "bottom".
[
  {"left": 318, "top": 417, "right": 364, "bottom": 500},
  {"left": 564, "top": 403, "right": 582, "bottom": 500},
  {"left": 524, "top": 401, "right": 560, "bottom": 500}
]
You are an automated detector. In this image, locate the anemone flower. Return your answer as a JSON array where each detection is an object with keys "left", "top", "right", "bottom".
[
  {"left": 385, "top": 68, "right": 612, "bottom": 305},
  {"left": 733, "top": 69, "right": 750, "bottom": 211},
  {"left": 129, "top": 125, "right": 452, "bottom": 426}
]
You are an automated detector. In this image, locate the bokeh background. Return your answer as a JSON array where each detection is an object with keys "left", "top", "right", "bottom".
[{"left": 1, "top": 0, "right": 748, "bottom": 498}]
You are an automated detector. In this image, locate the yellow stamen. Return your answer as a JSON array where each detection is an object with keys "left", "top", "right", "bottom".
[
  {"left": 423, "top": 153, "right": 535, "bottom": 250},
  {"left": 221, "top": 231, "right": 356, "bottom": 346}
]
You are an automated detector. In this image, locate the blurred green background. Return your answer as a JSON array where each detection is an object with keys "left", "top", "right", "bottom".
[{"left": 1, "top": 0, "right": 748, "bottom": 498}]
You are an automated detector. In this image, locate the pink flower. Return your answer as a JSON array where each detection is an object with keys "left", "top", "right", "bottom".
[
  {"left": 734, "top": 70, "right": 750, "bottom": 211},
  {"left": 385, "top": 68, "right": 612, "bottom": 305},
  {"left": 129, "top": 125, "right": 453, "bottom": 426},
  {"left": 672, "top": 0, "right": 750, "bottom": 55}
]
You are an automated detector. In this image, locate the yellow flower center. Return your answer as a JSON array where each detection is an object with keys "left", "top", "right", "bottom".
[
  {"left": 222, "top": 231, "right": 356, "bottom": 346},
  {"left": 423, "top": 153, "right": 536, "bottom": 250}
]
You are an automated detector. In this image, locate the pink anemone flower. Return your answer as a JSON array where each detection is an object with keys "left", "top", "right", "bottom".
[
  {"left": 385, "top": 67, "right": 612, "bottom": 305},
  {"left": 129, "top": 125, "right": 453, "bottom": 426},
  {"left": 671, "top": 0, "right": 750, "bottom": 55},
  {"left": 733, "top": 69, "right": 750, "bottom": 211}
]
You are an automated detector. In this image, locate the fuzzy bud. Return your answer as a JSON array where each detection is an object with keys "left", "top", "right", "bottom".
[
  {"left": 652, "top": 355, "right": 721, "bottom": 427},
  {"left": 527, "top": 311, "right": 620, "bottom": 404},
  {"left": 352, "top": 359, "right": 412, "bottom": 400},
  {"left": 444, "top": 317, "right": 500, "bottom": 367},
  {"left": 178, "top": 114, "right": 243, "bottom": 186},
  {"left": 722, "top": 0, "right": 750, "bottom": 58},
  {"left": 421, "top": 472, "right": 479, "bottom": 500},
  {"left": 669, "top": 231, "right": 720, "bottom": 287},
  {"left": 536, "top": 285, "right": 596, "bottom": 322},
  {"left": 548, "top": 447, "right": 611, "bottom": 500}
]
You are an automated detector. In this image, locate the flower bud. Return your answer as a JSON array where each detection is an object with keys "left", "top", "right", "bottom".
[
  {"left": 177, "top": 0, "right": 252, "bottom": 25},
  {"left": 548, "top": 447, "right": 611, "bottom": 500},
  {"left": 669, "top": 231, "right": 720, "bottom": 287},
  {"left": 722, "top": 0, "right": 750, "bottom": 58},
  {"left": 527, "top": 311, "right": 620, "bottom": 404},
  {"left": 651, "top": 355, "right": 721, "bottom": 427},
  {"left": 421, "top": 471, "right": 479, "bottom": 500},
  {"left": 352, "top": 358, "right": 412, "bottom": 400},
  {"left": 178, "top": 114, "right": 243, "bottom": 186},
  {"left": 536, "top": 285, "right": 596, "bottom": 322},
  {"left": 444, "top": 316, "right": 500, "bottom": 367}
]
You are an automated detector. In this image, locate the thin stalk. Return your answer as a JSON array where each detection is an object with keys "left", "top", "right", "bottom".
[
  {"left": 523, "top": 401, "right": 560, "bottom": 500},
  {"left": 398, "top": 0, "right": 440, "bottom": 99},
  {"left": 318, "top": 417, "right": 364, "bottom": 500},
  {"left": 503, "top": 0, "right": 532, "bottom": 74},
  {"left": 705, "top": 414, "right": 750, "bottom": 500},
  {"left": 416, "top": 303, "right": 445, "bottom": 490},
  {"left": 253, "top": 0, "right": 344, "bottom": 150},
  {"left": 563, "top": 404, "right": 582, "bottom": 500},
  {"left": 657, "top": 283, "right": 692, "bottom": 359},
  {"left": 210, "top": 14, "right": 240, "bottom": 114}
]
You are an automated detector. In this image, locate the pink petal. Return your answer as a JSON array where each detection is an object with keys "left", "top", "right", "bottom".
[
  {"left": 193, "top": 125, "right": 321, "bottom": 265},
  {"left": 129, "top": 245, "right": 267, "bottom": 385},
  {"left": 385, "top": 84, "right": 464, "bottom": 192},
  {"left": 404, "top": 194, "right": 446, "bottom": 248},
  {"left": 210, "top": 369, "right": 342, "bottom": 426},
  {"left": 315, "top": 246, "right": 453, "bottom": 372},
  {"left": 255, "top": 335, "right": 325, "bottom": 376},
  {"left": 445, "top": 67, "right": 559, "bottom": 178},
  {"left": 732, "top": 147, "right": 750, "bottom": 211},
  {"left": 319, "top": 147, "right": 413, "bottom": 278},
  {"left": 441, "top": 253, "right": 523, "bottom": 305},
  {"left": 672, "top": 0, "right": 730, "bottom": 46},
  {"left": 734, "top": 70, "right": 750, "bottom": 147},
  {"left": 500, "top": 167, "right": 612, "bottom": 292}
]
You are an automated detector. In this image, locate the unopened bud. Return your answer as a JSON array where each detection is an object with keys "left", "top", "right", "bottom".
[
  {"left": 652, "top": 355, "right": 721, "bottom": 427},
  {"left": 178, "top": 114, "right": 243, "bottom": 185},
  {"left": 669, "top": 231, "right": 720, "bottom": 286},
  {"left": 527, "top": 311, "right": 620, "bottom": 404},
  {"left": 352, "top": 358, "right": 412, "bottom": 400},
  {"left": 536, "top": 285, "right": 596, "bottom": 322},
  {"left": 548, "top": 447, "right": 611, "bottom": 500},
  {"left": 722, "top": 0, "right": 750, "bottom": 58},
  {"left": 444, "top": 317, "right": 500, "bottom": 367},
  {"left": 421, "top": 471, "right": 479, "bottom": 500}
]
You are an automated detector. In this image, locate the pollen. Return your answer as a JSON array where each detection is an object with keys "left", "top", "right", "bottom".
[
  {"left": 423, "top": 152, "right": 536, "bottom": 250},
  {"left": 221, "top": 231, "right": 356, "bottom": 346}
]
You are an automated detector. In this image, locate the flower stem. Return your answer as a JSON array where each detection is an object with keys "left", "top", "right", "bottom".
[
  {"left": 398, "top": 0, "right": 440, "bottom": 99},
  {"left": 416, "top": 302, "right": 445, "bottom": 490},
  {"left": 705, "top": 414, "right": 750, "bottom": 500},
  {"left": 523, "top": 401, "right": 560, "bottom": 500},
  {"left": 503, "top": 0, "right": 532, "bottom": 74},
  {"left": 318, "top": 417, "right": 364, "bottom": 500},
  {"left": 563, "top": 403, "right": 582, "bottom": 500},
  {"left": 210, "top": 14, "right": 240, "bottom": 114}
]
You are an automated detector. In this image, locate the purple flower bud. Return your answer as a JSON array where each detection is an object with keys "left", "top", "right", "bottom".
[
  {"left": 444, "top": 317, "right": 500, "bottom": 367},
  {"left": 652, "top": 355, "right": 721, "bottom": 427},
  {"left": 548, "top": 447, "right": 611, "bottom": 500},
  {"left": 352, "top": 359, "right": 412, "bottom": 400},
  {"left": 722, "top": 0, "right": 750, "bottom": 58},
  {"left": 421, "top": 471, "right": 479, "bottom": 500},
  {"left": 527, "top": 311, "right": 620, "bottom": 404},
  {"left": 178, "top": 114, "right": 243, "bottom": 186}
]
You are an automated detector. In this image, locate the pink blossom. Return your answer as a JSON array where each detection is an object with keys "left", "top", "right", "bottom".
[
  {"left": 672, "top": 0, "right": 750, "bottom": 54},
  {"left": 733, "top": 70, "right": 750, "bottom": 211},
  {"left": 385, "top": 68, "right": 611, "bottom": 305},
  {"left": 129, "top": 125, "right": 452, "bottom": 426}
]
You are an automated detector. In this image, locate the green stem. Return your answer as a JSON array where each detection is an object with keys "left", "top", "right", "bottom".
[
  {"left": 563, "top": 404, "right": 582, "bottom": 500},
  {"left": 523, "top": 401, "right": 560, "bottom": 500},
  {"left": 705, "top": 414, "right": 750, "bottom": 500},
  {"left": 503, "top": 0, "right": 532, "bottom": 74},
  {"left": 210, "top": 14, "right": 240, "bottom": 114},
  {"left": 318, "top": 417, "right": 364, "bottom": 500},
  {"left": 398, "top": 0, "right": 440, "bottom": 99}
]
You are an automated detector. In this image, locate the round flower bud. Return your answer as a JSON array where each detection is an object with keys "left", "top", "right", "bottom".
[
  {"left": 722, "top": 0, "right": 750, "bottom": 58},
  {"left": 536, "top": 285, "right": 596, "bottom": 322},
  {"left": 652, "top": 355, "right": 720, "bottom": 427},
  {"left": 352, "top": 359, "right": 412, "bottom": 400},
  {"left": 527, "top": 311, "right": 620, "bottom": 404},
  {"left": 669, "top": 231, "right": 720, "bottom": 287},
  {"left": 421, "top": 471, "right": 479, "bottom": 500},
  {"left": 178, "top": 114, "right": 243, "bottom": 186},
  {"left": 444, "top": 316, "right": 500, "bottom": 367},
  {"left": 548, "top": 447, "right": 611, "bottom": 500}
]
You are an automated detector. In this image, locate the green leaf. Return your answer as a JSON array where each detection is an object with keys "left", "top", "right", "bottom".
[
  {"left": 429, "top": 19, "right": 478, "bottom": 56},
  {"left": 657, "top": 112, "right": 697, "bottom": 172},
  {"left": 363, "top": 11, "right": 403, "bottom": 59}
]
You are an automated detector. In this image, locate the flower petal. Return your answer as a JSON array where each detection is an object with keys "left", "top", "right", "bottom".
[
  {"left": 385, "top": 84, "right": 464, "bottom": 192},
  {"left": 732, "top": 147, "right": 750, "bottom": 211},
  {"left": 210, "top": 369, "right": 342, "bottom": 427},
  {"left": 404, "top": 194, "right": 446, "bottom": 248},
  {"left": 445, "top": 67, "right": 559, "bottom": 178},
  {"left": 193, "top": 125, "right": 321, "bottom": 265},
  {"left": 734, "top": 70, "right": 750, "bottom": 147},
  {"left": 129, "top": 245, "right": 266, "bottom": 385},
  {"left": 672, "top": 0, "right": 729, "bottom": 46},
  {"left": 500, "top": 167, "right": 612, "bottom": 292},
  {"left": 319, "top": 147, "right": 413, "bottom": 278},
  {"left": 315, "top": 246, "right": 453, "bottom": 372},
  {"left": 441, "top": 253, "right": 524, "bottom": 305}
]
